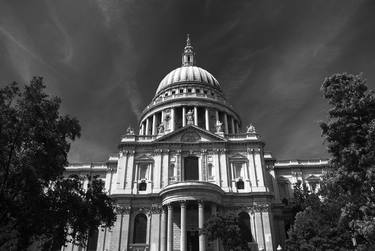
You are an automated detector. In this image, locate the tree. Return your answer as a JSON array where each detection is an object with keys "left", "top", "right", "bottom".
[
  {"left": 286, "top": 73, "right": 375, "bottom": 250},
  {"left": 0, "top": 77, "right": 116, "bottom": 250},
  {"left": 202, "top": 213, "right": 250, "bottom": 251}
]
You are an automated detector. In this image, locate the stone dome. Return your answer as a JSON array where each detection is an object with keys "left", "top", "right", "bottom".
[{"left": 156, "top": 66, "right": 221, "bottom": 95}]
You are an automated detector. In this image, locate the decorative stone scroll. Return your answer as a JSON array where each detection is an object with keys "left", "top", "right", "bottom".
[{"left": 150, "top": 205, "right": 163, "bottom": 214}]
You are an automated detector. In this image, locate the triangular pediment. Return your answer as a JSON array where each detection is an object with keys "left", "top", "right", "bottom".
[
  {"left": 154, "top": 125, "right": 226, "bottom": 143},
  {"left": 229, "top": 153, "right": 247, "bottom": 160},
  {"left": 135, "top": 154, "right": 154, "bottom": 162}
]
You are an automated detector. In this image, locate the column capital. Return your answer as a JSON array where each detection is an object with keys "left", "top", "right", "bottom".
[
  {"left": 198, "top": 200, "right": 205, "bottom": 207},
  {"left": 151, "top": 205, "right": 163, "bottom": 214},
  {"left": 179, "top": 200, "right": 187, "bottom": 207}
]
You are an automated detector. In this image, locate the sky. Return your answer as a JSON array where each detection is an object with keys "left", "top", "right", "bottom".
[{"left": 1, "top": 0, "right": 375, "bottom": 163}]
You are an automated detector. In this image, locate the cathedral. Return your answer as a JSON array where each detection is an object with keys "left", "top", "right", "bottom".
[{"left": 63, "top": 36, "right": 328, "bottom": 251}]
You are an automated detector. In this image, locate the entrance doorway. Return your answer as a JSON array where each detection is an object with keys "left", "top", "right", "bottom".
[
  {"left": 184, "top": 156, "right": 199, "bottom": 180},
  {"left": 187, "top": 230, "right": 199, "bottom": 251}
]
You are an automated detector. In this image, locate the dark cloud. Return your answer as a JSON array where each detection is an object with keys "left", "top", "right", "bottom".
[{"left": 1, "top": 0, "right": 374, "bottom": 162}]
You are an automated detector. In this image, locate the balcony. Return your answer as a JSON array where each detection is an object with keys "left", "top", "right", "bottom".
[{"left": 160, "top": 181, "right": 224, "bottom": 205}]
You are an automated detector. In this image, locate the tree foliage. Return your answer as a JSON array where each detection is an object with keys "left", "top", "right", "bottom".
[
  {"left": 286, "top": 73, "right": 375, "bottom": 250},
  {"left": 202, "top": 213, "right": 250, "bottom": 251},
  {"left": 0, "top": 77, "right": 116, "bottom": 250}
]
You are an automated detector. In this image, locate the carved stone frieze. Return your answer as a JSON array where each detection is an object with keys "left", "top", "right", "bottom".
[
  {"left": 253, "top": 203, "right": 270, "bottom": 212},
  {"left": 154, "top": 149, "right": 162, "bottom": 154},
  {"left": 115, "top": 205, "right": 132, "bottom": 215},
  {"left": 150, "top": 204, "right": 162, "bottom": 214}
]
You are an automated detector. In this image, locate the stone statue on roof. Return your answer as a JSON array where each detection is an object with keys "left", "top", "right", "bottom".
[
  {"left": 186, "top": 109, "right": 194, "bottom": 125},
  {"left": 246, "top": 123, "right": 256, "bottom": 133},
  {"left": 126, "top": 125, "right": 134, "bottom": 135}
]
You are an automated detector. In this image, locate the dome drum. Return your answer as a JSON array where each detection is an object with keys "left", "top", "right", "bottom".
[{"left": 139, "top": 105, "right": 241, "bottom": 136}]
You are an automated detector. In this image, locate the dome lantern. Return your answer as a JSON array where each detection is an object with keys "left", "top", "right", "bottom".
[{"left": 182, "top": 34, "right": 195, "bottom": 66}]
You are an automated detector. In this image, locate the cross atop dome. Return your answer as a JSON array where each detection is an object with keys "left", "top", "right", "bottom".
[{"left": 182, "top": 34, "right": 195, "bottom": 66}]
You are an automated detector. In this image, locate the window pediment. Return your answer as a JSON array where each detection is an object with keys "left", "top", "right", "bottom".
[
  {"left": 135, "top": 154, "right": 154, "bottom": 163},
  {"left": 229, "top": 153, "right": 247, "bottom": 161}
]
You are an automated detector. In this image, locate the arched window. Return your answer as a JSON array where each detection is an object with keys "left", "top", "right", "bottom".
[
  {"left": 133, "top": 214, "right": 147, "bottom": 243},
  {"left": 238, "top": 212, "right": 253, "bottom": 242}
]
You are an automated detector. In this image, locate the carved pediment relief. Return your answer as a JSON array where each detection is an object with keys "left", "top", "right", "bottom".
[{"left": 180, "top": 131, "right": 201, "bottom": 142}]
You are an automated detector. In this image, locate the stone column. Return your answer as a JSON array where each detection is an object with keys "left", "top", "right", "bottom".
[
  {"left": 194, "top": 107, "right": 198, "bottom": 126},
  {"left": 205, "top": 108, "right": 210, "bottom": 131},
  {"left": 152, "top": 114, "right": 157, "bottom": 135},
  {"left": 224, "top": 113, "right": 229, "bottom": 134},
  {"left": 145, "top": 118, "right": 150, "bottom": 135},
  {"left": 211, "top": 204, "right": 219, "bottom": 250},
  {"left": 140, "top": 123, "right": 144, "bottom": 135},
  {"left": 180, "top": 201, "right": 187, "bottom": 251},
  {"left": 120, "top": 207, "right": 131, "bottom": 251},
  {"left": 236, "top": 122, "right": 240, "bottom": 133},
  {"left": 182, "top": 107, "right": 186, "bottom": 127},
  {"left": 167, "top": 204, "right": 173, "bottom": 251},
  {"left": 231, "top": 117, "right": 235, "bottom": 134},
  {"left": 198, "top": 201, "right": 206, "bottom": 251},
  {"left": 171, "top": 108, "right": 175, "bottom": 131},
  {"left": 215, "top": 110, "right": 219, "bottom": 123},
  {"left": 160, "top": 207, "right": 167, "bottom": 251}
]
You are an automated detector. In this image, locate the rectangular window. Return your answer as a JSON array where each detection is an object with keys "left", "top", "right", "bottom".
[
  {"left": 233, "top": 162, "right": 243, "bottom": 179},
  {"left": 139, "top": 163, "right": 148, "bottom": 180}
]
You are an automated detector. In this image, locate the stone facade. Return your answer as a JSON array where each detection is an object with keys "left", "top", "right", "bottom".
[{"left": 62, "top": 36, "right": 329, "bottom": 251}]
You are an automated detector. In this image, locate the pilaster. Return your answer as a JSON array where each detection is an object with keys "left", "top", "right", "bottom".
[
  {"left": 116, "top": 151, "right": 128, "bottom": 189},
  {"left": 150, "top": 205, "right": 162, "bottom": 251},
  {"left": 124, "top": 151, "right": 135, "bottom": 193}
]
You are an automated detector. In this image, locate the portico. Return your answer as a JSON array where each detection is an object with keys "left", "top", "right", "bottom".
[{"left": 160, "top": 181, "right": 223, "bottom": 251}]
